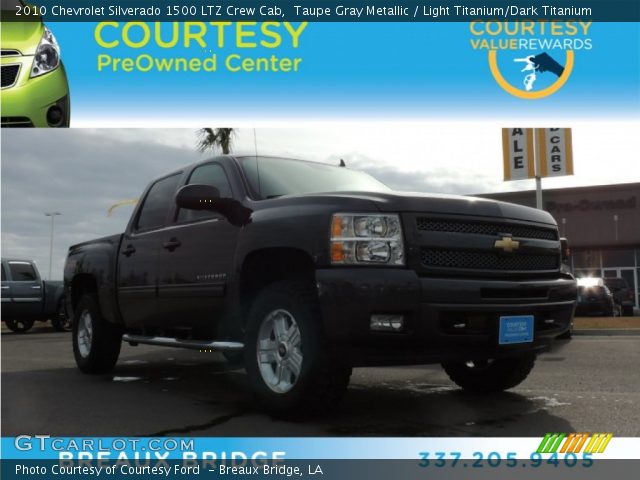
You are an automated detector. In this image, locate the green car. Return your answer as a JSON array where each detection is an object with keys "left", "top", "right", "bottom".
[{"left": 1, "top": 1, "right": 70, "bottom": 127}]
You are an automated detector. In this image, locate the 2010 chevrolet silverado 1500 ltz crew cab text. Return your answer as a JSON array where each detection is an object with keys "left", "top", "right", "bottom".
[{"left": 64, "top": 156, "right": 576, "bottom": 415}]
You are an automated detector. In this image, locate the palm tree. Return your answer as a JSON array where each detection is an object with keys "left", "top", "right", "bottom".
[{"left": 197, "top": 128, "right": 234, "bottom": 154}]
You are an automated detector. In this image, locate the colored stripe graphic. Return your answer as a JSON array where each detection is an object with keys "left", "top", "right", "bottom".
[{"left": 538, "top": 433, "right": 613, "bottom": 454}]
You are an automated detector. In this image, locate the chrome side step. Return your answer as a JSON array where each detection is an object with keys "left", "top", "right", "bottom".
[{"left": 122, "top": 334, "right": 243, "bottom": 351}]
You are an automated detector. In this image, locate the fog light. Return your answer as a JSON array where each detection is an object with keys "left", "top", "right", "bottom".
[
  {"left": 46, "top": 106, "right": 64, "bottom": 127},
  {"left": 370, "top": 314, "right": 404, "bottom": 332}
]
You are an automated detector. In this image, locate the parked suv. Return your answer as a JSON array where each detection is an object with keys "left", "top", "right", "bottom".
[
  {"left": 603, "top": 277, "right": 635, "bottom": 316},
  {"left": 1, "top": 0, "right": 70, "bottom": 127},
  {"left": 65, "top": 156, "right": 577, "bottom": 414}
]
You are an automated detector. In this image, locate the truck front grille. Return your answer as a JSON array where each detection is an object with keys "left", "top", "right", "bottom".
[
  {"left": 420, "top": 248, "right": 559, "bottom": 272},
  {"left": 1, "top": 64, "right": 20, "bottom": 88},
  {"left": 416, "top": 218, "right": 558, "bottom": 241}
]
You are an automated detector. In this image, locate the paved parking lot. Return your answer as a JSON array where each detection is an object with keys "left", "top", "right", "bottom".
[{"left": 2, "top": 324, "right": 639, "bottom": 437}]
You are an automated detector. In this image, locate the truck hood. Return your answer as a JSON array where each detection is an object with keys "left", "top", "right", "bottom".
[
  {"left": 0, "top": 18, "right": 44, "bottom": 55},
  {"left": 276, "top": 191, "right": 557, "bottom": 226}
]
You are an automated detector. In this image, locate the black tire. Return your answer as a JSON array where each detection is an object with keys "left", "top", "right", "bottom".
[
  {"left": 244, "top": 281, "right": 351, "bottom": 417},
  {"left": 442, "top": 354, "right": 536, "bottom": 393},
  {"left": 72, "top": 294, "right": 122, "bottom": 374},
  {"left": 623, "top": 306, "right": 634, "bottom": 317},
  {"left": 51, "top": 299, "right": 72, "bottom": 332},
  {"left": 4, "top": 318, "right": 35, "bottom": 333}
]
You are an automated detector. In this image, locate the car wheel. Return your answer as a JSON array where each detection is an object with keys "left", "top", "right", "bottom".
[
  {"left": 442, "top": 354, "right": 536, "bottom": 393},
  {"left": 4, "top": 319, "right": 35, "bottom": 333},
  {"left": 51, "top": 298, "right": 72, "bottom": 332},
  {"left": 623, "top": 306, "right": 634, "bottom": 317},
  {"left": 72, "top": 294, "right": 122, "bottom": 374},
  {"left": 245, "top": 281, "right": 351, "bottom": 417}
]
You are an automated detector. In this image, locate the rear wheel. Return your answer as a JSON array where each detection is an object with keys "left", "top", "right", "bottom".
[
  {"left": 51, "top": 298, "right": 72, "bottom": 332},
  {"left": 623, "top": 306, "right": 634, "bottom": 316},
  {"left": 442, "top": 354, "right": 536, "bottom": 393},
  {"left": 244, "top": 281, "right": 351, "bottom": 416},
  {"left": 4, "top": 319, "right": 35, "bottom": 333},
  {"left": 72, "top": 294, "right": 122, "bottom": 373}
]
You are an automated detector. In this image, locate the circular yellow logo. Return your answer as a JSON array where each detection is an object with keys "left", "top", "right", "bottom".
[{"left": 488, "top": 50, "right": 575, "bottom": 99}]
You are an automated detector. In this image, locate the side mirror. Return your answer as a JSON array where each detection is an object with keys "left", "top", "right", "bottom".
[
  {"left": 175, "top": 184, "right": 253, "bottom": 227},
  {"left": 175, "top": 184, "right": 220, "bottom": 211}
]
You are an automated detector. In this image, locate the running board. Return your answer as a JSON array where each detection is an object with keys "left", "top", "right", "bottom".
[{"left": 122, "top": 334, "right": 243, "bottom": 351}]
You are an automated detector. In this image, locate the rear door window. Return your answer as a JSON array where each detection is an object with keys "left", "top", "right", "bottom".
[
  {"left": 8, "top": 262, "right": 37, "bottom": 281},
  {"left": 136, "top": 174, "right": 181, "bottom": 231}
]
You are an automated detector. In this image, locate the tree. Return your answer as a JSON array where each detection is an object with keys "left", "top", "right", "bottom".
[{"left": 197, "top": 128, "right": 234, "bottom": 154}]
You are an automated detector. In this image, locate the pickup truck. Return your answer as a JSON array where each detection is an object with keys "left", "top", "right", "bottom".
[
  {"left": 64, "top": 155, "right": 577, "bottom": 414},
  {"left": 2, "top": 258, "right": 69, "bottom": 332}
]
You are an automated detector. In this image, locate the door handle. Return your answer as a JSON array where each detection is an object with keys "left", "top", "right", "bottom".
[
  {"left": 121, "top": 244, "right": 136, "bottom": 256},
  {"left": 1, "top": 286, "right": 9, "bottom": 290},
  {"left": 31, "top": 285, "right": 41, "bottom": 289},
  {"left": 162, "top": 238, "right": 182, "bottom": 251}
]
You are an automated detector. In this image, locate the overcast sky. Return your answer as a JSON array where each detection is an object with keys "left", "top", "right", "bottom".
[{"left": 1, "top": 122, "right": 638, "bottom": 279}]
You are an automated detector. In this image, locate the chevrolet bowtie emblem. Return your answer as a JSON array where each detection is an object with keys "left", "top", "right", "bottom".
[{"left": 494, "top": 236, "right": 520, "bottom": 253}]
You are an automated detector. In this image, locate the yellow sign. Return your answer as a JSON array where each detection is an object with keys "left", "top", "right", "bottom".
[
  {"left": 502, "top": 128, "right": 535, "bottom": 181},
  {"left": 537, "top": 128, "right": 574, "bottom": 178}
]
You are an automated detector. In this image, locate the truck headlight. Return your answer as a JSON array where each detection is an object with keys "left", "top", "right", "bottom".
[
  {"left": 31, "top": 27, "right": 60, "bottom": 78},
  {"left": 330, "top": 213, "right": 404, "bottom": 265}
]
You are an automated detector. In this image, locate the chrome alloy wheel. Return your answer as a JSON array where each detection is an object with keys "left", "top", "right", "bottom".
[
  {"left": 77, "top": 310, "right": 94, "bottom": 358},
  {"left": 256, "top": 309, "right": 303, "bottom": 394}
]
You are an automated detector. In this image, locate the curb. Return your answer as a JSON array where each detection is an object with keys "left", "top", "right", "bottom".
[{"left": 574, "top": 329, "right": 640, "bottom": 336}]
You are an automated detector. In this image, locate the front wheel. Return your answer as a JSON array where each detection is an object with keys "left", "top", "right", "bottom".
[
  {"left": 4, "top": 319, "right": 35, "bottom": 333},
  {"left": 72, "top": 294, "right": 122, "bottom": 374},
  {"left": 244, "top": 281, "right": 351, "bottom": 416},
  {"left": 442, "top": 354, "right": 536, "bottom": 393}
]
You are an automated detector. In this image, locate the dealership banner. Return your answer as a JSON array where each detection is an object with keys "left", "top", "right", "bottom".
[
  {"left": 2, "top": 436, "right": 640, "bottom": 479},
  {"left": 1, "top": 0, "right": 639, "bottom": 125}
]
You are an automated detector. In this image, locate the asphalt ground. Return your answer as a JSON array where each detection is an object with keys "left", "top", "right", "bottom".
[{"left": 2, "top": 322, "right": 639, "bottom": 437}]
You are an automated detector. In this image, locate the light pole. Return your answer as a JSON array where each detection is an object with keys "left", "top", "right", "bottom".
[{"left": 44, "top": 212, "right": 61, "bottom": 280}]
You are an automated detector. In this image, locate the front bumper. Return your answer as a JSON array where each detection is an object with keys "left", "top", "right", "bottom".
[
  {"left": 316, "top": 268, "right": 577, "bottom": 366},
  {"left": 1, "top": 56, "right": 70, "bottom": 127}
]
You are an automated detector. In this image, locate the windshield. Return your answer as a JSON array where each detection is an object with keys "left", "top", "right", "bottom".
[{"left": 238, "top": 156, "right": 391, "bottom": 199}]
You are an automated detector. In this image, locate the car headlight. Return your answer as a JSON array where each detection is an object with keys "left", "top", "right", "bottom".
[
  {"left": 31, "top": 27, "right": 60, "bottom": 78},
  {"left": 330, "top": 213, "right": 404, "bottom": 265}
]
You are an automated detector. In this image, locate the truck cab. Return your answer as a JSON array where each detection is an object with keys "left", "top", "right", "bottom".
[{"left": 1, "top": 258, "right": 68, "bottom": 332}]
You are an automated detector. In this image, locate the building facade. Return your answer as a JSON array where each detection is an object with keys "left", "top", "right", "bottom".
[{"left": 481, "top": 182, "right": 640, "bottom": 310}]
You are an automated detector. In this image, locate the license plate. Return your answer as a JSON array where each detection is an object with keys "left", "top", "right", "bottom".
[{"left": 499, "top": 315, "right": 534, "bottom": 344}]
